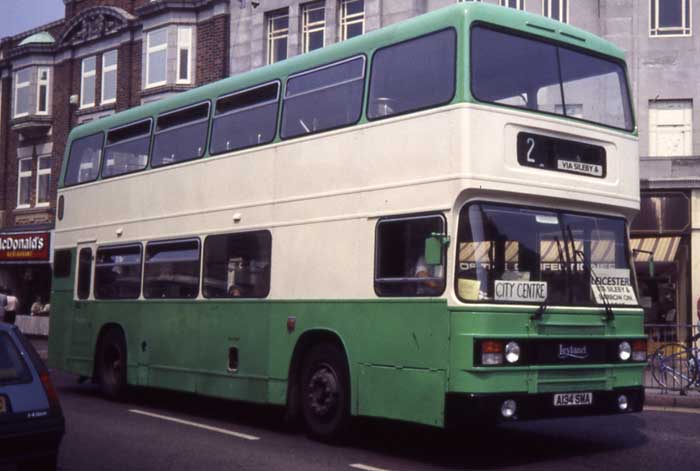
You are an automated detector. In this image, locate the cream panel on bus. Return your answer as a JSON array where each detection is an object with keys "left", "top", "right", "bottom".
[
  {"left": 459, "top": 105, "right": 639, "bottom": 216},
  {"left": 269, "top": 218, "right": 374, "bottom": 299},
  {"left": 55, "top": 103, "right": 639, "bottom": 301}
]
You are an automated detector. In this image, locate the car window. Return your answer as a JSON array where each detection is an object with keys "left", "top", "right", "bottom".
[{"left": 0, "top": 332, "right": 32, "bottom": 385}]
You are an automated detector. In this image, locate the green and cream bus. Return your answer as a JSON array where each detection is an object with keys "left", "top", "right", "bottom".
[{"left": 48, "top": 3, "right": 646, "bottom": 440}]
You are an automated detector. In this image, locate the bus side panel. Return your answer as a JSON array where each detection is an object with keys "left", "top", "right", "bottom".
[
  {"left": 267, "top": 300, "right": 450, "bottom": 427},
  {"left": 47, "top": 256, "right": 77, "bottom": 372},
  {"left": 196, "top": 301, "right": 270, "bottom": 402},
  {"left": 48, "top": 289, "right": 73, "bottom": 370}
]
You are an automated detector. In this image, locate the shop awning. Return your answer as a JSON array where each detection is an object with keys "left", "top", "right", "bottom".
[{"left": 630, "top": 236, "right": 681, "bottom": 263}]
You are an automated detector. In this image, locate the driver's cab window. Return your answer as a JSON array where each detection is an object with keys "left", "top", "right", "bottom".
[
  {"left": 374, "top": 214, "right": 446, "bottom": 297},
  {"left": 456, "top": 202, "right": 636, "bottom": 306}
]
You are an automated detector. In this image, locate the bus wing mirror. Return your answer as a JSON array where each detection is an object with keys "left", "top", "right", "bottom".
[{"left": 425, "top": 233, "right": 450, "bottom": 266}]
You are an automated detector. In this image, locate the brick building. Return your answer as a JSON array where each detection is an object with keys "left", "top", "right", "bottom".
[{"left": 0, "top": 0, "right": 230, "bottom": 312}]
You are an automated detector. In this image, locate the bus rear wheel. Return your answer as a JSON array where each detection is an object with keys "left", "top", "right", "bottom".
[
  {"left": 300, "top": 343, "right": 350, "bottom": 442},
  {"left": 96, "top": 328, "right": 128, "bottom": 400}
]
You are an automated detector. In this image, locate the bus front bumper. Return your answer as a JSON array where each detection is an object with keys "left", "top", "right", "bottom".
[{"left": 445, "top": 386, "right": 644, "bottom": 426}]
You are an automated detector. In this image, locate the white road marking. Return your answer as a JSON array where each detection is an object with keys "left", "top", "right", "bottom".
[
  {"left": 350, "top": 464, "right": 391, "bottom": 471},
  {"left": 129, "top": 409, "right": 260, "bottom": 441},
  {"left": 645, "top": 406, "right": 700, "bottom": 415}
]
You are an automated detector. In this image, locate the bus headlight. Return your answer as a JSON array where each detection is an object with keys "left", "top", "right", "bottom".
[
  {"left": 505, "top": 341, "right": 521, "bottom": 363},
  {"left": 618, "top": 341, "right": 632, "bottom": 361}
]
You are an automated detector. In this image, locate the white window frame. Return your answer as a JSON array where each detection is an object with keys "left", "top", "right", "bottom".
[
  {"left": 17, "top": 158, "right": 32, "bottom": 209},
  {"left": 146, "top": 28, "right": 168, "bottom": 89},
  {"left": 36, "top": 155, "right": 51, "bottom": 207},
  {"left": 101, "top": 50, "right": 118, "bottom": 105},
  {"left": 302, "top": 2, "right": 326, "bottom": 53},
  {"left": 542, "top": 0, "right": 569, "bottom": 23},
  {"left": 267, "top": 11, "right": 289, "bottom": 64},
  {"left": 339, "top": 0, "right": 365, "bottom": 41},
  {"left": 500, "top": 0, "right": 525, "bottom": 9},
  {"left": 81, "top": 56, "right": 97, "bottom": 109},
  {"left": 176, "top": 26, "right": 193, "bottom": 85},
  {"left": 13, "top": 69, "right": 31, "bottom": 118},
  {"left": 650, "top": 0, "right": 691, "bottom": 37},
  {"left": 36, "top": 67, "right": 50, "bottom": 115}
]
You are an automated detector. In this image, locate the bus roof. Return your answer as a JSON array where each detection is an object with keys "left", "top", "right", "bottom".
[{"left": 65, "top": 2, "right": 626, "bottom": 144}]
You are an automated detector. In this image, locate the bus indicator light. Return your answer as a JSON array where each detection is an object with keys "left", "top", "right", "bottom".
[
  {"left": 631, "top": 339, "right": 647, "bottom": 362},
  {"left": 481, "top": 340, "right": 504, "bottom": 365}
]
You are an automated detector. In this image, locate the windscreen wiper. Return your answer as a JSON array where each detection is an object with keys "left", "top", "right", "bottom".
[
  {"left": 533, "top": 235, "right": 566, "bottom": 321},
  {"left": 566, "top": 226, "right": 614, "bottom": 321}
]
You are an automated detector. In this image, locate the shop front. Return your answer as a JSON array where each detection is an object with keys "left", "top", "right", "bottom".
[{"left": 0, "top": 228, "right": 53, "bottom": 316}]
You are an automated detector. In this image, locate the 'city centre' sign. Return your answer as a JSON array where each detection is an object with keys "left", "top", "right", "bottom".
[{"left": 0, "top": 232, "right": 51, "bottom": 262}]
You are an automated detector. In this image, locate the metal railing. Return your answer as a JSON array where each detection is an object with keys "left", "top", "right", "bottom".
[{"left": 644, "top": 323, "right": 700, "bottom": 393}]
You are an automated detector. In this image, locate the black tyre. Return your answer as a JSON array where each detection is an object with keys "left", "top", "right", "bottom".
[
  {"left": 300, "top": 343, "right": 351, "bottom": 442},
  {"left": 96, "top": 328, "right": 128, "bottom": 400}
]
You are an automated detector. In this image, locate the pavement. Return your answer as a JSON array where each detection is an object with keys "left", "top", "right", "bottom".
[
  {"left": 644, "top": 387, "right": 700, "bottom": 409},
  {"left": 27, "top": 337, "right": 700, "bottom": 410}
]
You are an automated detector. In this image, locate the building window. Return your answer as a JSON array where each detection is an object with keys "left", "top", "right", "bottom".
[
  {"left": 302, "top": 1, "right": 326, "bottom": 53},
  {"left": 543, "top": 0, "right": 568, "bottom": 23},
  {"left": 17, "top": 158, "right": 32, "bottom": 208},
  {"left": 649, "top": 100, "right": 693, "bottom": 156},
  {"left": 36, "top": 156, "right": 51, "bottom": 206},
  {"left": 13, "top": 68, "right": 31, "bottom": 117},
  {"left": 339, "top": 0, "right": 364, "bottom": 41},
  {"left": 267, "top": 10, "right": 289, "bottom": 64},
  {"left": 177, "top": 27, "right": 193, "bottom": 84},
  {"left": 37, "top": 68, "right": 50, "bottom": 114},
  {"left": 146, "top": 28, "right": 168, "bottom": 88},
  {"left": 101, "top": 50, "right": 118, "bottom": 105},
  {"left": 81, "top": 56, "right": 96, "bottom": 108},
  {"left": 650, "top": 0, "right": 691, "bottom": 36},
  {"left": 501, "top": 0, "right": 525, "bottom": 9}
]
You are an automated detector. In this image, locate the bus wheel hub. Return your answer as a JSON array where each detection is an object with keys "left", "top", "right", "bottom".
[{"left": 307, "top": 366, "right": 338, "bottom": 416}]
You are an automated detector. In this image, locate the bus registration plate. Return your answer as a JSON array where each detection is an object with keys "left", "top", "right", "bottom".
[{"left": 553, "top": 392, "right": 593, "bottom": 407}]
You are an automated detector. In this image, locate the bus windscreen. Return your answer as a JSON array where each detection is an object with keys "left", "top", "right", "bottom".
[{"left": 471, "top": 26, "right": 633, "bottom": 131}]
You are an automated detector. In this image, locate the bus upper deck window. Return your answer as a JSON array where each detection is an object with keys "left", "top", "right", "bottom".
[
  {"left": 64, "top": 133, "right": 104, "bottom": 186},
  {"left": 152, "top": 102, "right": 210, "bottom": 167},
  {"left": 210, "top": 82, "right": 279, "bottom": 155},
  {"left": 102, "top": 119, "right": 151, "bottom": 178},
  {"left": 368, "top": 29, "right": 456, "bottom": 120}
]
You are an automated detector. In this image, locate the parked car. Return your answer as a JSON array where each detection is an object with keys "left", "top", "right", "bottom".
[{"left": 0, "top": 323, "right": 64, "bottom": 470}]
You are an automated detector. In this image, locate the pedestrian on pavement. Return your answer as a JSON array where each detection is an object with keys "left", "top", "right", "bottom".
[
  {"left": 31, "top": 296, "right": 44, "bottom": 316},
  {"left": 4, "top": 290, "right": 18, "bottom": 325}
]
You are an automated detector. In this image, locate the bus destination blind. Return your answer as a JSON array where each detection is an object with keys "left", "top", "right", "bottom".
[{"left": 517, "top": 132, "right": 606, "bottom": 178}]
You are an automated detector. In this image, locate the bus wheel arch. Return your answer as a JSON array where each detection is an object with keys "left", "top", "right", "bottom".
[
  {"left": 286, "top": 330, "right": 351, "bottom": 441},
  {"left": 94, "top": 323, "right": 128, "bottom": 400}
]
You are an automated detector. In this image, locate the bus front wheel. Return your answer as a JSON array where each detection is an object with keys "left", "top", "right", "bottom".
[
  {"left": 96, "top": 328, "right": 128, "bottom": 400},
  {"left": 300, "top": 343, "right": 350, "bottom": 442}
]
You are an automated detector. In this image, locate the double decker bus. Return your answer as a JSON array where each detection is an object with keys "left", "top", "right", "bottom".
[{"left": 48, "top": 3, "right": 646, "bottom": 440}]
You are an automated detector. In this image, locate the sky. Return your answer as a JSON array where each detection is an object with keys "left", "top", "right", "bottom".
[{"left": 0, "top": 0, "right": 65, "bottom": 38}]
